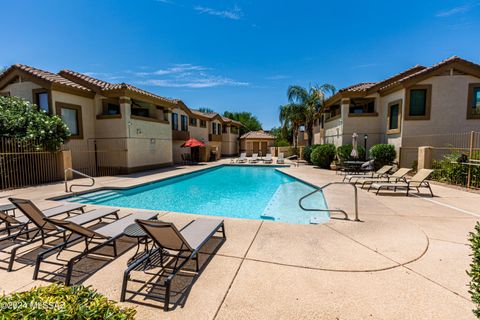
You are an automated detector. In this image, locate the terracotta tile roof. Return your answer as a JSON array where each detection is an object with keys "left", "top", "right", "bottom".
[
  {"left": 8, "top": 64, "right": 91, "bottom": 92},
  {"left": 338, "top": 82, "right": 377, "bottom": 93},
  {"left": 240, "top": 130, "right": 275, "bottom": 140},
  {"left": 369, "top": 65, "right": 426, "bottom": 91},
  {"left": 59, "top": 69, "right": 178, "bottom": 104},
  {"left": 379, "top": 56, "right": 480, "bottom": 92}
]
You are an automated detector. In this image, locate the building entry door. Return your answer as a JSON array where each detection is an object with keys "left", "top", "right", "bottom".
[
  {"left": 260, "top": 141, "right": 267, "bottom": 156},
  {"left": 252, "top": 142, "right": 259, "bottom": 155}
]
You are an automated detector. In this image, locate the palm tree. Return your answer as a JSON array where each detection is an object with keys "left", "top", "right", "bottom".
[
  {"left": 279, "top": 103, "right": 305, "bottom": 148},
  {"left": 282, "top": 84, "right": 336, "bottom": 146}
]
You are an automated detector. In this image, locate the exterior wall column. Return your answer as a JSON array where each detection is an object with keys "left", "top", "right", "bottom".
[
  {"left": 418, "top": 146, "right": 433, "bottom": 169},
  {"left": 59, "top": 150, "right": 73, "bottom": 180}
]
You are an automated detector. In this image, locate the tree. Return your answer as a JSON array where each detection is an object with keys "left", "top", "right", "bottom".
[
  {"left": 197, "top": 107, "right": 215, "bottom": 114},
  {"left": 223, "top": 111, "right": 262, "bottom": 136},
  {"left": 269, "top": 126, "right": 291, "bottom": 147},
  {"left": 0, "top": 96, "right": 70, "bottom": 150},
  {"left": 279, "top": 103, "right": 305, "bottom": 148},
  {"left": 281, "top": 84, "right": 336, "bottom": 146}
]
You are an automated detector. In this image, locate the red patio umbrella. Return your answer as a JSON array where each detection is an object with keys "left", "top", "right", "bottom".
[{"left": 181, "top": 138, "right": 206, "bottom": 148}]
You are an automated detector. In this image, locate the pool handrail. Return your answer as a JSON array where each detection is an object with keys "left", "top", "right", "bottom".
[
  {"left": 298, "top": 182, "right": 360, "bottom": 221},
  {"left": 64, "top": 168, "right": 95, "bottom": 193}
]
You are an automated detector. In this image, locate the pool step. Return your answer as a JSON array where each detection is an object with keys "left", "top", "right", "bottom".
[{"left": 67, "top": 190, "right": 122, "bottom": 204}]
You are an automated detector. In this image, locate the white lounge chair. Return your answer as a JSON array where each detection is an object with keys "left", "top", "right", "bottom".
[
  {"left": 277, "top": 153, "right": 285, "bottom": 164},
  {"left": 249, "top": 153, "right": 259, "bottom": 163},
  {"left": 236, "top": 153, "right": 247, "bottom": 163},
  {"left": 370, "top": 169, "right": 434, "bottom": 196},
  {"left": 264, "top": 153, "right": 273, "bottom": 164}
]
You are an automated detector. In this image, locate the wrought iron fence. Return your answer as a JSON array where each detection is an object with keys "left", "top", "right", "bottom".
[
  {"left": 0, "top": 137, "right": 63, "bottom": 190},
  {"left": 61, "top": 138, "right": 129, "bottom": 177}
]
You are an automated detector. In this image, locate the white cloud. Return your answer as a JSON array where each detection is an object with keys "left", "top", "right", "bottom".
[
  {"left": 134, "top": 63, "right": 248, "bottom": 88},
  {"left": 135, "top": 64, "right": 209, "bottom": 77},
  {"left": 194, "top": 5, "right": 242, "bottom": 20},
  {"left": 266, "top": 75, "right": 289, "bottom": 80},
  {"left": 436, "top": 4, "right": 471, "bottom": 17}
]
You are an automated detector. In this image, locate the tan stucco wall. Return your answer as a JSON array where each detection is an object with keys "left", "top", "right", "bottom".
[
  {"left": 240, "top": 139, "right": 274, "bottom": 156},
  {"left": 1, "top": 80, "right": 41, "bottom": 101},
  {"left": 402, "top": 74, "right": 480, "bottom": 137},
  {"left": 221, "top": 126, "right": 239, "bottom": 156},
  {"left": 323, "top": 117, "right": 343, "bottom": 146}
]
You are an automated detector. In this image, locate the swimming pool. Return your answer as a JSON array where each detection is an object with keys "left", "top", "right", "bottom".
[{"left": 64, "top": 165, "right": 329, "bottom": 224}]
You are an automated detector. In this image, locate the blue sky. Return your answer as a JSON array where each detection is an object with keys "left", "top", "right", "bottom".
[{"left": 1, "top": 0, "right": 480, "bottom": 129}]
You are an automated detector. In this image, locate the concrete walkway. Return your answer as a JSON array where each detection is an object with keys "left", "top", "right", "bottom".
[{"left": 0, "top": 161, "right": 478, "bottom": 319}]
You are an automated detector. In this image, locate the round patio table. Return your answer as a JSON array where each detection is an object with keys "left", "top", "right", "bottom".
[{"left": 124, "top": 223, "right": 153, "bottom": 264}]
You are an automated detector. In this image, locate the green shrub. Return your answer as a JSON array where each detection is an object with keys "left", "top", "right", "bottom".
[
  {"left": 0, "top": 96, "right": 70, "bottom": 151},
  {"left": 311, "top": 144, "right": 336, "bottom": 169},
  {"left": 336, "top": 144, "right": 366, "bottom": 162},
  {"left": 303, "top": 144, "right": 321, "bottom": 163},
  {"left": 274, "top": 138, "right": 290, "bottom": 147},
  {"left": 0, "top": 283, "right": 136, "bottom": 319},
  {"left": 469, "top": 222, "right": 480, "bottom": 318},
  {"left": 369, "top": 144, "right": 396, "bottom": 169},
  {"left": 430, "top": 151, "right": 480, "bottom": 187}
]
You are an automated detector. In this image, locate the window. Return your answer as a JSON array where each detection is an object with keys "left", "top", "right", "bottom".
[
  {"left": 212, "top": 122, "right": 217, "bottom": 135},
  {"left": 200, "top": 119, "right": 207, "bottom": 128},
  {"left": 387, "top": 100, "right": 402, "bottom": 134},
  {"left": 467, "top": 83, "right": 480, "bottom": 119},
  {"left": 349, "top": 98, "right": 376, "bottom": 115},
  {"left": 181, "top": 115, "right": 188, "bottom": 131},
  {"left": 131, "top": 107, "right": 149, "bottom": 117},
  {"left": 172, "top": 113, "right": 178, "bottom": 130},
  {"left": 231, "top": 126, "right": 239, "bottom": 134},
  {"left": 218, "top": 123, "right": 222, "bottom": 134},
  {"left": 326, "top": 104, "right": 341, "bottom": 120},
  {"left": 33, "top": 89, "right": 50, "bottom": 113},
  {"left": 405, "top": 85, "right": 431, "bottom": 120},
  {"left": 222, "top": 125, "right": 228, "bottom": 133},
  {"left": 55, "top": 102, "right": 82, "bottom": 139},
  {"left": 189, "top": 117, "right": 197, "bottom": 126},
  {"left": 102, "top": 101, "right": 120, "bottom": 116}
]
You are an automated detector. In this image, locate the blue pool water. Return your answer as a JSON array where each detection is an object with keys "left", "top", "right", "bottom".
[{"left": 65, "top": 165, "right": 329, "bottom": 224}]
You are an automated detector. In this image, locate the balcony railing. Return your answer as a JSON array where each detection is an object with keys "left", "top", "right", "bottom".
[
  {"left": 172, "top": 130, "right": 190, "bottom": 141},
  {"left": 209, "top": 134, "right": 222, "bottom": 142}
]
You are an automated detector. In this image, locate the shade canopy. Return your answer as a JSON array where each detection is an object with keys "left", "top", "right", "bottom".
[{"left": 181, "top": 138, "right": 206, "bottom": 148}]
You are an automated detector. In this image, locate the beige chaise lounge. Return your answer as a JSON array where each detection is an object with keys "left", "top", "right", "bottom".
[
  {"left": 6, "top": 198, "right": 118, "bottom": 272},
  {"left": 370, "top": 169, "right": 434, "bottom": 196},
  {"left": 35, "top": 211, "right": 158, "bottom": 285},
  {"left": 277, "top": 152, "right": 285, "bottom": 164},
  {"left": 236, "top": 152, "right": 247, "bottom": 163},
  {"left": 343, "top": 165, "right": 393, "bottom": 182},
  {"left": 121, "top": 218, "right": 225, "bottom": 311},
  {"left": 360, "top": 168, "right": 412, "bottom": 188}
]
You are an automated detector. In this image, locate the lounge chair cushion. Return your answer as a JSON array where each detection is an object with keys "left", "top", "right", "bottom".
[
  {"left": 66, "top": 208, "right": 118, "bottom": 225},
  {"left": 180, "top": 218, "right": 223, "bottom": 250},
  {"left": 96, "top": 211, "right": 158, "bottom": 238},
  {"left": 371, "top": 182, "right": 408, "bottom": 189}
]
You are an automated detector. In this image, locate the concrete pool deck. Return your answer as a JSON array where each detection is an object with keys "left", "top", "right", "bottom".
[{"left": 0, "top": 160, "right": 478, "bottom": 319}]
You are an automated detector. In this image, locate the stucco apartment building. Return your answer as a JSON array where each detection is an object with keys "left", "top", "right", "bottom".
[
  {"left": 314, "top": 56, "right": 480, "bottom": 163},
  {"left": 0, "top": 64, "right": 240, "bottom": 174}
]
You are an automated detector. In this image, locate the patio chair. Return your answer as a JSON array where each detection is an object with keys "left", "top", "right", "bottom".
[
  {"left": 0, "top": 202, "right": 86, "bottom": 238},
  {"left": 249, "top": 153, "right": 259, "bottom": 163},
  {"left": 5, "top": 198, "right": 119, "bottom": 272},
  {"left": 343, "top": 165, "right": 393, "bottom": 182},
  {"left": 34, "top": 211, "right": 158, "bottom": 285},
  {"left": 277, "top": 153, "right": 285, "bottom": 164},
  {"left": 120, "top": 218, "right": 225, "bottom": 311},
  {"left": 263, "top": 153, "right": 273, "bottom": 164},
  {"left": 370, "top": 169, "right": 435, "bottom": 196},
  {"left": 236, "top": 153, "right": 247, "bottom": 163},
  {"left": 363, "top": 168, "right": 412, "bottom": 189}
]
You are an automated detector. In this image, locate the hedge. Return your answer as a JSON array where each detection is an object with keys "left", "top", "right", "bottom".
[
  {"left": 369, "top": 144, "right": 396, "bottom": 169},
  {"left": 469, "top": 222, "right": 480, "bottom": 318},
  {"left": 303, "top": 144, "right": 321, "bottom": 163},
  {"left": 311, "top": 144, "right": 336, "bottom": 169},
  {"left": 0, "top": 284, "right": 136, "bottom": 319},
  {"left": 336, "top": 144, "right": 366, "bottom": 162}
]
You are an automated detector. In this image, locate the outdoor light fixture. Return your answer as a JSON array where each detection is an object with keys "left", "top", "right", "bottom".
[{"left": 364, "top": 134, "right": 368, "bottom": 160}]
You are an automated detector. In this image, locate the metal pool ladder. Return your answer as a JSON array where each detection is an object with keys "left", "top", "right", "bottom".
[
  {"left": 298, "top": 182, "right": 360, "bottom": 221},
  {"left": 64, "top": 168, "right": 95, "bottom": 193}
]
